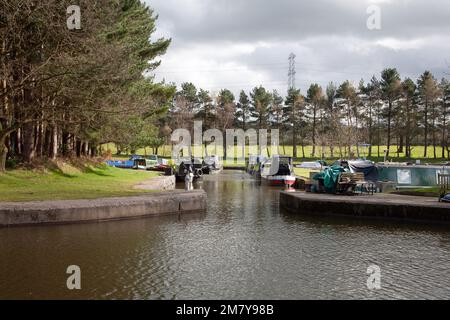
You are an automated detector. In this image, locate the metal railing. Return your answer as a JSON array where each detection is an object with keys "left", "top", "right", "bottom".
[{"left": 438, "top": 173, "right": 450, "bottom": 199}]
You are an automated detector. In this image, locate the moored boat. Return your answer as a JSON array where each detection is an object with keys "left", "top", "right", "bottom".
[
  {"left": 246, "top": 155, "right": 267, "bottom": 174},
  {"left": 203, "top": 155, "right": 222, "bottom": 174},
  {"left": 174, "top": 157, "right": 204, "bottom": 182},
  {"left": 259, "top": 156, "right": 296, "bottom": 187}
]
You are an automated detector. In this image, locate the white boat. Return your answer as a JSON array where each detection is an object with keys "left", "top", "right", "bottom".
[
  {"left": 203, "top": 155, "right": 223, "bottom": 174},
  {"left": 247, "top": 155, "right": 267, "bottom": 174},
  {"left": 259, "top": 156, "right": 296, "bottom": 187}
]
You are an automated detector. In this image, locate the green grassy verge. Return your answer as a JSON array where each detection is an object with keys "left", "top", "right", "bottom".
[{"left": 0, "top": 162, "right": 160, "bottom": 202}]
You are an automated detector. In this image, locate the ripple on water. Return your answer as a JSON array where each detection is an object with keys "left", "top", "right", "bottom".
[{"left": 1, "top": 171, "right": 450, "bottom": 299}]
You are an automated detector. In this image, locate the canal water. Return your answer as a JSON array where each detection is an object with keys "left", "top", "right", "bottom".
[{"left": 1, "top": 170, "right": 450, "bottom": 299}]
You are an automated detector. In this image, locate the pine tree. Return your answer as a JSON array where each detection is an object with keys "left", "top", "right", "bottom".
[
  {"left": 235, "top": 90, "right": 252, "bottom": 130},
  {"left": 337, "top": 80, "right": 358, "bottom": 156},
  {"left": 401, "top": 78, "right": 417, "bottom": 158},
  {"left": 196, "top": 89, "right": 215, "bottom": 131},
  {"left": 250, "top": 86, "right": 272, "bottom": 130},
  {"left": 439, "top": 78, "right": 450, "bottom": 158},
  {"left": 284, "top": 88, "right": 305, "bottom": 158},
  {"left": 306, "top": 84, "right": 323, "bottom": 157},
  {"left": 380, "top": 68, "right": 401, "bottom": 157},
  {"left": 0, "top": 0, "right": 173, "bottom": 171},
  {"left": 269, "top": 90, "right": 284, "bottom": 130},
  {"left": 418, "top": 71, "right": 439, "bottom": 157}
]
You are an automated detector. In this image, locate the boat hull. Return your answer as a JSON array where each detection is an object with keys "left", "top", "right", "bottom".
[{"left": 261, "top": 175, "right": 297, "bottom": 186}]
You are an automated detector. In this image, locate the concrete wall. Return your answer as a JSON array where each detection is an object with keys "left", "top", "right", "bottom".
[
  {"left": 280, "top": 192, "right": 450, "bottom": 225},
  {"left": 0, "top": 190, "right": 206, "bottom": 227}
]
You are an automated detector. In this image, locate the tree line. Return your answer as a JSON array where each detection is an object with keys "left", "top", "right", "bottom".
[
  {"left": 1, "top": 1, "right": 449, "bottom": 173},
  {"left": 0, "top": 0, "right": 175, "bottom": 172},
  {"left": 166, "top": 69, "right": 449, "bottom": 160}
]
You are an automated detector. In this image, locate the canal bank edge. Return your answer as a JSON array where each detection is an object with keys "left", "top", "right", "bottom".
[
  {"left": 0, "top": 190, "right": 207, "bottom": 227},
  {"left": 280, "top": 192, "right": 450, "bottom": 225},
  {"left": 133, "top": 175, "right": 176, "bottom": 191}
]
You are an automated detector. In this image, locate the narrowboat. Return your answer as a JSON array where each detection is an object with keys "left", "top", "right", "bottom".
[
  {"left": 259, "top": 156, "right": 296, "bottom": 187},
  {"left": 106, "top": 155, "right": 162, "bottom": 171},
  {"left": 106, "top": 155, "right": 142, "bottom": 169},
  {"left": 246, "top": 155, "right": 267, "bottom": 175},
  {"left": 174, "top": 157, "right": 204, "bottom": 182},
  {"left": 203, "top": 155, "right": 222, "bottom": 174}
]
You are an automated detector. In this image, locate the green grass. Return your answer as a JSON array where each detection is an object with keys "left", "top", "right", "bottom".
[
  {"left": 408, "top": 187, "right": 440, "bottom": 194},
  {"left": 222, "top": 161, "right": 247, "bottom": 168},
  {"left": 103, "top": 144, "right": 449, "bottom": 164},
  {"left": 293, "top": 168, "right": 319, "bottom": 179},
  {"left": 0, "top": 163, "right": 160, "bottom": 202}
]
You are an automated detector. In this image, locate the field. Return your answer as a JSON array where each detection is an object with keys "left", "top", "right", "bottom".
[
  {"left": 0, "top": 161, "right": 159, "bottom": 202},
  {"left": 104, "top": 144, "right": 449, "bottom": 164}
]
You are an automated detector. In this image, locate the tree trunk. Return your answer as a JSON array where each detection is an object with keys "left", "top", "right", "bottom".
[
  {"left": 386, "top": 98, "right": 392, "bottom": 158},
  {"left": 311, "top": 106, "right": 317, "bottom": 157},
  {"left": 9, "top": 131, "right": 18, "bottom": 158},
  {"left": 76, "top": 139, "right": 82, "bottom": 157},
  {"left": 442, "top": 116, "right": 446, "bottom": 159},
  {"left": 223, "top": 139, "right": 227, "bottom": 160},
  {"left": 0, "top": 135, "right": 7, "bottom": 173},
  {"left": 43, "top": 128, "right": 51, "bottom": 157},
  {"left": 292, "top": 127, "right": 297, "bottom": 159},
  {"left": 35, "top": 122, "right": 44, "bottom": 158},
  {"left": 61, "top": 131, "right": 70, "bottom": 157},
  {"left": 377, "top": 105, "right": 381, "bottom": 159},
  {"left": 398, "top": 135, "right": 404, "bottom": 155},
  {"left": 433, "top": 129, "right": 437, "bottom": 159},
  {"left": 405, "top": 135, "right": 410, "bottom": 158},
  {"left": 424, "top": 99, "right": 428, "bottom": 157},
  {"left": 301, "top": 141, "right": 305, "bottom": 159},
  {"left": 17, "top": 128, "right": 22, "bottom": 156},
  {"left": 90, "top": 144, "right": 97, "bottom": 157},
  {"left": 22, "top": 123, "right": 35, "bottom": 163},
  {"left": 405, "top": 98, "right": 411, "bottom": 158},
  {"left": 368, "top": 104, "right": 373, "bottom": 158},
  {"left": 50, "top": 124, "right": 58, "bottom": 160},
  {"left": 432, "top": 103, "right": 437, "bottom": 159}
]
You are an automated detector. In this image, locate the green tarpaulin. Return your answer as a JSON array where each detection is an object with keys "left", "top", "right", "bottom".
[{"left": 313, "top": 165, "right": 346, "bottom": 193}]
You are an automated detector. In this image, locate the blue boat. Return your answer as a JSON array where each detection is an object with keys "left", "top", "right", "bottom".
[
  {"left": 106, "top": 159, "right": 136, "bottom": 169},
  {"left": 106, "top": 155, "right": 144, "bottom": 169}
]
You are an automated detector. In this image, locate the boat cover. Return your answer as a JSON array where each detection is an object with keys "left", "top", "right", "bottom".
[
  {"left": 348, "top": 161, "right": 379, "bottom": 182},
  {"left": 441, "top": 194, "right": 450, "bottom": 203},
  {"left": 313, "top": 165, "right": 346, "bottom": 193}
]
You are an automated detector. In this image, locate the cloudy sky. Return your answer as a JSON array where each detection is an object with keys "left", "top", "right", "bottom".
[{"left": 145, "top": 0, "right": 450, "bottom": 96}]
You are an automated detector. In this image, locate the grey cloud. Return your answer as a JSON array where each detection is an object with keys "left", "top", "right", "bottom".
[
  {"left": 146, "top": 0, "right": 450, "bottom": 95},
  {"left": 148, "top": 0, "right": 450, "bottom": 43}
]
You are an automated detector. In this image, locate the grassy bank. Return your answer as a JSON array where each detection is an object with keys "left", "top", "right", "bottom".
[{"left": 0, "top": 161, "right": 160, "bottom": 202}]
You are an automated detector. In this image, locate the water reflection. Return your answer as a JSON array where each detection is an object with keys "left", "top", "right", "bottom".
[{"left": 0, "top": 171, "right": 449, "bottom": 299}]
